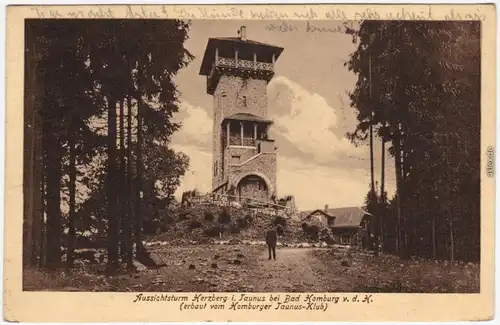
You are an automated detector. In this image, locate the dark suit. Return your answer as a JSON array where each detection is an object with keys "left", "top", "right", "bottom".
[{"left": 266, "top": 229, "right": 277, "bottom": 260}]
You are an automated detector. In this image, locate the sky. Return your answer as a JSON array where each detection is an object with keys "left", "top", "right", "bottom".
[{"left": 170, "top": 20, "right": 396, "bottom": 211}]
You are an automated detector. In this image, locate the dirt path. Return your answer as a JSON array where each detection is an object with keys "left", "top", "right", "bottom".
[{"left": 239, "top": 247, "right": 332, "bottom": 292}]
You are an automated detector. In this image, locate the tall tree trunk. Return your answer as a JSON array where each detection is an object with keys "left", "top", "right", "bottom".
[
  {"left": 379, "top": 129, "right": 385, "bottom": 249},
  {"left": 119, "top": 99, "right": 126, "bottom": 261},
  {"left": 31, "top": 112, "right": 43, "bottom": 266},
  {"left": 401, "top": 146, "right": 409, "bottom": 255},
  {"left": 432, "top": 214, "right": 436, "bottom": 259},
  {"left": 39, "top": 149, "right": 46, "bottom": 267},
  {"left": 135, "top": 92, "right": 143, "bottom": 253},
  {"left": 23, "top": 111, "right": 35, "bottom": 267},
  {"left": 23, "top": 35, "right": 37, "bottom": 267},
  {"left": 368, "top": 54, "right": 375, "bottom": 195},
  {"left": 44, "top": 121, "right": 62, "bottom": 270},
  {"left": 449, "top": 220, "right": 454, "bottom": 261},
  {"left": 67, "top": 120, "right": 76, "bottom": 269},
  {"left": 125, "top": 96, "right": 134, "bottom": 268},
  {"left": 369, "top": 124, "right": 375, "bottom": 194},
  {"left": 393, "top": 126, "right": 403, "bottom": 256},
  {"left": 106, "top": 97, "right": 119, "bottom": 274}
]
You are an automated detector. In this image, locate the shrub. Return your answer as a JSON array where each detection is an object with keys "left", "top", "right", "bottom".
[
  {"left": 163, "top": 215, "right": 175, "bottom": 225},
  {"left": 276, "top": 224, "right": 285, "bottom": 235},
  {"left": 325, "top": 235, "right": 336, "bottom": 245},
  {"left": 302, "top": 223, "right": 320, "bottom": 240},
  {"left": 204, "top": 226, "right": 224, "bottom": 237},
  {"left": 229, "top": 224, "right": 241, "bottom": 234},
  {"left": 188, "top": 220, "right": 202, "bottom": 229},
  {"left": 319, "top": 227, "right": 334, "bottom": 242},
  {"left": 273, "top": 216, "right": 287, "bottom": 227},
  {"left": 204, "top": 210, "right": 214, "bottom": 222},
  {"left": 178, "top": 211, "right": 190, "bottom": 221},
  {"left": 236, "top": 216, "right": 249, "bottom": 229},
  {"left": 245, "top": 214, "right": 253, "bottom": 224},
  {"left": 218, "top": 207, "right": 231, "bottom": 224}
]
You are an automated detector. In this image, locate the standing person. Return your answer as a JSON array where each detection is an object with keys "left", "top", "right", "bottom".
[
  {"left": 266, "top": 225, "right": 278, "bottom": 260},
  {"left": 373, "top": 236, "right": 380, "bottom": 256}
]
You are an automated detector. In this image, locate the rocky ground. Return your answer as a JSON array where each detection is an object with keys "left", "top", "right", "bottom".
[{"left": 24, "top": 243, "right": 480, "bottom": 293}]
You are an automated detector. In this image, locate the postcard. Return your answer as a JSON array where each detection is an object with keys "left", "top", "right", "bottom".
[{"left": 4, "top": 3, "right": 495, "bottom": 322}]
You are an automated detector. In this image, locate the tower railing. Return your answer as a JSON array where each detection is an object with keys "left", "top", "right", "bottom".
[
  {"left": 206, "top": 57, "right": 274, "bottom": 94},
  {"left": 229, "top": 136, "right": 256, "bottom": 147},
  {"left": 216, "top": 57, "right": 274, "bottom": 72}
]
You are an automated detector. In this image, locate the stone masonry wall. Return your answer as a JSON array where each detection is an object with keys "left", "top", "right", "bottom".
[
  {"left": 226, "top": 146, "right": 258, "bottom": 165},
  {"left": 212, "top": 73, "right": 270, "bottom": 191},
  {"left": 212, "top": 95, "right": 221, "bottom": 189},
  {"left": 227, "top": 152, "right": 277, "bottom": 197},
  {"left": 214, "top": 75, "right": 268, "bottom": 119}
]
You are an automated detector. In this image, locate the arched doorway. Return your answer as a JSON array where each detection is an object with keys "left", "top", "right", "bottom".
[{"left": 237, "top": 174, "right": 269, "bottom": 204}]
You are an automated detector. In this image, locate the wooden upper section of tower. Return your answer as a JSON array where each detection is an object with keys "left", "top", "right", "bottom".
[{"left": 199, "top": 26, "right": 284, "bottom": 95}]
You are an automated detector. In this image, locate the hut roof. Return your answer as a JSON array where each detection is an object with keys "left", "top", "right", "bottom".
[{"left": 301, "top": 206, "right": 371, "bottom": 228}]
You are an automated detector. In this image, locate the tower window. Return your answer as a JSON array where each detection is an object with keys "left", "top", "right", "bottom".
[
  {"left": 242, "top": 95, "right": 247, "bottom": 107},
  {"left": 219, "top": 92, "right": 227, "bottom": 109}
]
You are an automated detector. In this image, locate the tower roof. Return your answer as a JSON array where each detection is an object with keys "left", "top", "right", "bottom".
[
  {"left": 223, "top": 113, "right": 274, "bottom": 124},
  {"left": 199, "top": 37, "right": 284, "bottom": 76}
]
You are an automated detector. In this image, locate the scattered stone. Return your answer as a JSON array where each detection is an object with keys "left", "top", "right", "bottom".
[
  {"left": 236, "top": 253, "right": 245, "bottom": 258},
  {"left": 188, "top": 264, "right": 196, "bottom": 270},
  {"left": 211, "top": 263, "right": 218, "bottom": 269},
  {"left": 233, "top": 259, "right": 242, "bottom": 265},
  {"left": 133, "top": 260, "right": 147, "bottom": 271},
  {"left": 150, "top": 252, "right": 166, "bottom": 266},
  {"left": 341, "top": 260, "right": 351, "bottom": 267},
  {"left": 214, "top": 254, "right": 221, "bottom": 259}
]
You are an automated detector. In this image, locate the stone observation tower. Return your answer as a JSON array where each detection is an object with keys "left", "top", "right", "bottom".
[{"left": 199, "top": 26, "right": 283, "bottom": 203}]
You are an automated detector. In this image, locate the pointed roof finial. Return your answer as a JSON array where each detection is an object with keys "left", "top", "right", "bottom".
[{"left": 239, "top": 26, "right": 247, "bottom": 41}]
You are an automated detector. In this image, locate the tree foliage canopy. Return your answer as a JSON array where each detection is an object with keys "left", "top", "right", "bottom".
[
  {"left": 24, "top": 19, "right": 194, "bottom": 271},
  {"left": 347, "top": 21, "right": 480, "bottom": 261}
]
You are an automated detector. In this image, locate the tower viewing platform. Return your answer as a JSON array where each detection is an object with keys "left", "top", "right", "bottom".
[{"left": 199, "top": 26, "right": 284, "bottom": 95}]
